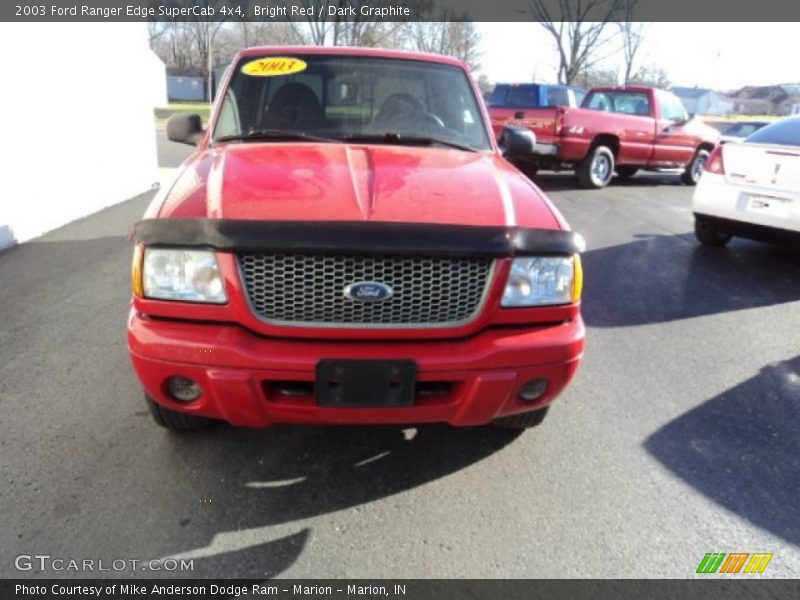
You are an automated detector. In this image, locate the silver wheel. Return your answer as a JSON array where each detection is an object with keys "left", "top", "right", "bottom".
[
  {"left": 577, "top": 145, "right": 615, "bottom": 189},
  {"left": 692, "top": 153, "right": 706, "bottom": 179},
  {"left": 682, "top": 149, "right": 710, "bottom": 185},
  {"left": 593, "top": 154, "right": 611, "bottom": 183}
]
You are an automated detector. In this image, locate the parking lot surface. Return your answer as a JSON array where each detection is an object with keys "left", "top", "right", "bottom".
[{"left": 1, "top": 142, "right": 799, "bottom": 577}]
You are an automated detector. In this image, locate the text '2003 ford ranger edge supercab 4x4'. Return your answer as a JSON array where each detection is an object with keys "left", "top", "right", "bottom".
[{"left": 128, "top": 47, "right": 585, "bottom": 433}]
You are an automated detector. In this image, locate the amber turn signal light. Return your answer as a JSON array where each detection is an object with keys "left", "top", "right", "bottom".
[{"left": 131, "top": 244, "right": 144, "bottom": 297}]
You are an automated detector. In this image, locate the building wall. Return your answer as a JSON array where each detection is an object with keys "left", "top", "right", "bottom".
[
  {"left": 677, "top": 96, "right": 700, "bottom": 116},
  {"left": 0, "top": 23, "right": 166, "bottom": 250},
  {"left": 733, "top": 99, "right": 771, "bottom": 115},
  {"left": 707, "top": 96, "right": 733, "bottom": 116},
  {"left": 676, "top": 93, "right": 732, "bottom": 117},
  {"left": 776, "top": 98, "right": 800, "bottom": 116}
]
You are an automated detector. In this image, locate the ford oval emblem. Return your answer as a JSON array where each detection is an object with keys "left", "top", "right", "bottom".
[{"left": 343, "top": 281, "right": 393, "bottom": 302}]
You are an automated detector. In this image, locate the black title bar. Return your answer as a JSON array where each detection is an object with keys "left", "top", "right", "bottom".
[
  {"left": 4, "top": 0, "right": 800, "bottom": 22},
  {"left": 4, "top": 579, "right": 800, "bottom": 600}
]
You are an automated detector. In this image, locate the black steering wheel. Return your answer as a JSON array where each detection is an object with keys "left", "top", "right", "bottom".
[{"left": 376, "top": 94, "right": 446, "bottom": 129}]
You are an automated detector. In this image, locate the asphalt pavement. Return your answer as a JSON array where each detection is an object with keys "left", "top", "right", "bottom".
[{"left": 1, "top": 134, "right": 799, "bottom": 578}]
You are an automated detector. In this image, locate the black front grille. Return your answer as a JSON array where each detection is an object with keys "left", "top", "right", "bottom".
[{"left": 238, "top": 253, "right": 494, "bottom": 327}]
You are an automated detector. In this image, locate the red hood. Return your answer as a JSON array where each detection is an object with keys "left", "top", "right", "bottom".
[{"left": 157, "top": 143, "right": 561, "bottom": 230}]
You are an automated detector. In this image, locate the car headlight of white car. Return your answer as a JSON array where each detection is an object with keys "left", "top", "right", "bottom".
[
  {"left": 136, "top": 247, "right": 227, "bottom": 304},
  {"left": 501, "top": 255, "right": 582, "bottom": 307}
]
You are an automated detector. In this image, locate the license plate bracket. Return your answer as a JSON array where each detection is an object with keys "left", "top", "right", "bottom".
[
  {"left": 316, "top": 359, "right": 417, "bottom": 407},
  {"left": 747, "top": 194, "right": 791, "bottom": 218}
]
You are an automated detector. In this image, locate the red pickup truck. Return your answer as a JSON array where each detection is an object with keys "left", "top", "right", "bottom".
[
  {"left": 487, "top": 83, "right": 586, "bottom": 137},
  {"left": 488, "top": 85, "right": 720, "bottom": 188},
  {"left": 128, "top": 47, "right": 585, "bottom": 433}
]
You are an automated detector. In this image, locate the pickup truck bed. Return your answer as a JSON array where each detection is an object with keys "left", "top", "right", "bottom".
[{"left": 487, "top": 82, "right": 584, "bottom": 139}]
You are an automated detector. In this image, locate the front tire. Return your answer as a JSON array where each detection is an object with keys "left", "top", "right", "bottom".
[
  {"left": 694, "top": 218, "right": 732, "bottom": 246},
  {"left": 681, "top": 148, "right": 709, "bottom": 185},
  {"left": 145, "top": 394, "right": 216, "bottom": 432},
  {"left": 516, "top": 163, "right": 539, "bottom": 179},
  {"left": 577, "top": 145, "right": 615, "bottom": 188},
  {"left": 492, "top": 406, "right": 550, "bottom": 430}
]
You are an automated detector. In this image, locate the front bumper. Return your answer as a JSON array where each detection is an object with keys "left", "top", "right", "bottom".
[
  {"left": 512, "top": 142, "right": 561, "bottom": 163},
  {"left": 693, "top": 172, "right": 800, "bottom": 236},
  {"left": 531, "top": 142, "right": 560, "bottom": 156},
  {"left": 128, "top": 311, "right": 584, "bottom": 427}
]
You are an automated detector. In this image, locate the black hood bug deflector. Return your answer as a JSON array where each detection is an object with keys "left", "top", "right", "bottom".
[{"left": 132, "top": 219, "right": 584, "bottom": 257}]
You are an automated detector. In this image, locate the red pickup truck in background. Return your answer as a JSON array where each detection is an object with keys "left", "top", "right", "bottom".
[
  {"left": 488, "top": 85, "right": 720, "bottom": 188},
  {"left": 487, "top": 82, "right": 586, "bottom": 136}
]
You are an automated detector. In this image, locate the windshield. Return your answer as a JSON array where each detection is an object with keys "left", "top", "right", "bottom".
[
  {"left": 745, "top": 118, "right": 800, "bottom": 147},
  {"left": 488, "top": 84, "right": 541, "bottom": 108},
  {"left": 724, "top": 122, "right": 768, "bottom": 137},
  {"left": 213, "top": 54, "right": 491, "bottom": 151},
  {"left": 488, "top": 84, "right": 578, "bottom": 108}
]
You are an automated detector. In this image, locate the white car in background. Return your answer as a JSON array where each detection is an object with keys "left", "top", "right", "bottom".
[{"left": 693, "top": 117, "right": 800, "bottom": 247}]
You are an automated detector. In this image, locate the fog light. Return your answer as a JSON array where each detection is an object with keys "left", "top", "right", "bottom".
[
  {"left": 518, "top": 378, "right": 548, "bottom": 403},
  {"left": 166, "top": 376, "right": 202, "bottom": 403}
]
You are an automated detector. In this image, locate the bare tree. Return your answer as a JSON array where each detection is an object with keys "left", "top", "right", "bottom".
[
  {"left": 476, "top": 73, "right": 493, "bottom": 98},
  {"left": 286, "top": 0, "right": 337, "bottom": 45},
  {"left": 213, "top": 23, "right": 304, "bottom": 64},
  {"left": 150, "top": 23, "right": 198, "bottom": 73},
  {"left": 182, "top": 20, "right": 227, "bottom": 99},
  {"left": 246, "top": 22, "right": 305, "bottom": 46},
  {"left": 285, "top": 1, "right": 405, "bottom": 47},
  {"left": 148, "top": 22, "right": 169, "bottom": 46},
  {"left": 629, "top": 64, "right": 670, "bottom": 88},
  {"left": 578, "top": 66, "right": 618, "bottom": 88},
  {"left": 403, "top": 19, "right": 482, "bottom": 71},
  {"left": 336, "top": 19, "right": 405, "bottom": 47},
  {"left": 617, "top": 21, "right": 647, "bottom": 84},
  {"left": 447, "top": 21, "right": 482, "bottom": 71},
  {"left": 617, "top": 0, "right": 647, "bottom": 84},
  {"left": 179, "top": 0, "right": 242, "bottom": 99},
  {"left": 529, "top": 0, "right": 627, "bottom": 85}
]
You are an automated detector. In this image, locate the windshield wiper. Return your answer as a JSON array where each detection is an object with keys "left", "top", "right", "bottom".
[
  {"left": 214, "top": 129, "right": 342, "bottom": 144},
  {"left": 339, "top": 133, "right": 478, "bottom": 153}
]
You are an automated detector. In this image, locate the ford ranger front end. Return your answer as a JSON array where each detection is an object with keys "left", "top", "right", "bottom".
[{"left": 127, "top": 46, "right": 585, "bottom": 432}]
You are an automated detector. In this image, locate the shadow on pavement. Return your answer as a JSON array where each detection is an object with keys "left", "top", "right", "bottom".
[
  {"left": 0, "top": 220, "right": 524, "bottom": 579},
  {"left": 645, "top": 356, "right": 800, "bottom": 546},
  {"left": 580, "top": 233, "right": 800, "bottom": 327},
  {"left": 2, "top": 240, "right": 523, "bottom": 579},
  {"left": 532, "top": 172, "right": 681, "bottom": 192},
  {"left": 150, "top": 423, "right": 522, "bottom": 576}
]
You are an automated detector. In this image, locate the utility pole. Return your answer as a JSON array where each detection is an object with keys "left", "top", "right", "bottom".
[{"left": 207, "top": 22, "right": 225, "bottom": 104}]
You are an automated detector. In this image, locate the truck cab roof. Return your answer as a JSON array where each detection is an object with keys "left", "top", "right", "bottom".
[{"left": 234, "top": 45, "right": 467, "bottom": 68}]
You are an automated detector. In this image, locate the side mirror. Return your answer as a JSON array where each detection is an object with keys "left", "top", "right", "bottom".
[
  {"left": 166, "top": 113, "right": 205, "bottom": 146},
  {"left": 499, "top": 125, "right": 535, "bottom": 157}
]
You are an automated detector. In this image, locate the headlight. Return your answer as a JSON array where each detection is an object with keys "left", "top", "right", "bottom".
[
  {"left": 501, "top": 255, "right": 582, "bottom": 307},
  {"left": 140, "top": 248, "right": 227, "bottom": 304}
]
